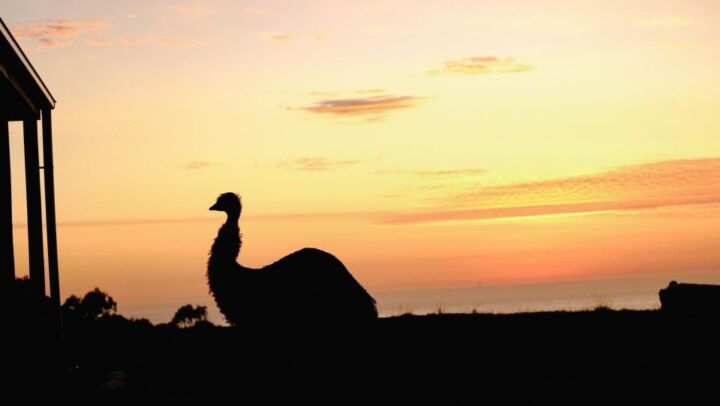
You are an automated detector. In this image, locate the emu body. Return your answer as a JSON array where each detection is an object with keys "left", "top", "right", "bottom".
[{"left": 207, "top": 193, "right": 377, "bottom": 325}]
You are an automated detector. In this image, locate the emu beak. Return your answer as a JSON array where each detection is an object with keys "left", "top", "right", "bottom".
[{"left": 209, "top": 203, "right": 220, "bottom": 211}]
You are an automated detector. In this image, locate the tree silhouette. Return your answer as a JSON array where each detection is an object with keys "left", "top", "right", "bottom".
[
  {"left": 171, "top": 304, "right": 209, "bottom": 328},
  {"left": 62, "top": 287, "right": 117, "bottom": 320},
  {"left": 61, "top": 295, "right": 81, "bottom": 313}
]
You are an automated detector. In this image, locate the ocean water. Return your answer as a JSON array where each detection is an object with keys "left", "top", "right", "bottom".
[
  {"left": 373, "top": 278, "right": 664, "bottom": 317},
  {"left": 122, "top": 272, "right": 720, "bottom": 324}
]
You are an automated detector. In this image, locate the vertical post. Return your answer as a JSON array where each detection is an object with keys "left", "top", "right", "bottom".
[
  {"left": 23, "top": 118, "right": 45, "bottom": 297},
  {"left": 0, "top": 117, "right": 14, "bottom": 288},
  {"left": 42, "top": 109, "right": 60, "bottom": 307}
]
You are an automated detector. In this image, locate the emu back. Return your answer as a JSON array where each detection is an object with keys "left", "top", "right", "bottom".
[{"left": 208, "top": 192, "right": 377, "bottom": 325}]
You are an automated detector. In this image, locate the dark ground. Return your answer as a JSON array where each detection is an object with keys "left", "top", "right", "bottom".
[{"left": 9, "top": 309, "right": 720, "bottom": 404}]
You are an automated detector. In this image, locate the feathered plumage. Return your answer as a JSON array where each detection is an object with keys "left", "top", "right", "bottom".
[{"left": 207, "top": 192, "right": 377, "bottom": 325}]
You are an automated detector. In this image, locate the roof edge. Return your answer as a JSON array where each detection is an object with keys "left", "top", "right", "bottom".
[{"left": 0, "top": 17, "right": 56, "bottom": 108}]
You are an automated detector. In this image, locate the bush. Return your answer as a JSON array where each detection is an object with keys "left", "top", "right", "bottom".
[{"left": 171, "top": 304, "right": 211, "bottom": 328}]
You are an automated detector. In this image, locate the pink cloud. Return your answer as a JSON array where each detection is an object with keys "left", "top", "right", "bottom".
[
  {"left": 277, "top": 157, "right": 360, "bottom": 172},
  {"left": 382, "top": 196, "right": 720, "bottom": 224},
  {"left": 430, "top": 56, "right": 533, "bottom": 75},
  {"left": 381, "top": 158, "right": 720, "bottom": 224},
  {"left": 377, "top": 168, "right": 488, "bottom": 177},
  {"left": 13, "top": 19, "right": 105, "bottom": 48},
  {"left": 297, "top": 95, "right": 422, "bottom": 119}
]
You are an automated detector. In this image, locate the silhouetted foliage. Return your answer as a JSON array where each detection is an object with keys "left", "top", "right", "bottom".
[
  {"left": 81, "top": 288, "right": 118, "bottom": 318},
  {"left": 62, "top": 287, "right": 117, "bottom": 321},
  {"left": 171, "top": 304, "right": 209, "bottom": 328},
  {"left": 62, "top": 294, "right": 82, "bottom": 312}
]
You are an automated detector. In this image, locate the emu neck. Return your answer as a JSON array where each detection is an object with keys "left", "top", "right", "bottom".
[
  {"left": 207, "top": 212, "right": 245, "bottom": 325},
  {"left": 209, "top": 213, "right": 241, "bottom": 267}
]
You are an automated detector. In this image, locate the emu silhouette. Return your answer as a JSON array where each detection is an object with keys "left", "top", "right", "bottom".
[{"left": 207, "top": 192, "right": 377, "bottom": 325}]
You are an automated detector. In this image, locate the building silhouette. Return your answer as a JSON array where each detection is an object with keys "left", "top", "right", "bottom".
[{"left": 0, "top": 17, "right": 59, "bottom": 308}]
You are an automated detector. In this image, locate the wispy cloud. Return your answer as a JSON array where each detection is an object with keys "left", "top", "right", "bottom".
[
  {"left": 13, "top": 19, "right": 106, "bottom": 48},
  {"left": 377, "top": 168, "right": 488, "bottom": 177},
  {"left": 381, "top": 158, "right": 720, "bottom": 224},
  {"left": 295, "top": 94, "right": 422, "bottom": 120},
  {"left": 449, "top": 158, "right": 720, "bottom": 206},
  {"left": 169, "top": 4, "right": 214, "bottom": 17},
  {"left": 180, "top": 161, "right": 211, "bottom": 171},
  {"left": 258, "top": 31, "right": 324, "bottom": 43},
  {"left": 12, "top": 19, "right": 210, "bottom": 49},
  {"left": 119, "top": 36, "right": 210, "bottom": 48},
  {"left": 277, "top": 157, "right": 360, "bottom": 172},
  {"left": 382, "top": 197, "right": 720, "bottom": 224},
  {"left": 429, "top": 56, "right": 533, "bottom": 75}
]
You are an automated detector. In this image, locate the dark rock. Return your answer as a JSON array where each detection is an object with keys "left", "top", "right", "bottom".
[{"left": 659, "top": 281, "right": 720, "bottom": 314}]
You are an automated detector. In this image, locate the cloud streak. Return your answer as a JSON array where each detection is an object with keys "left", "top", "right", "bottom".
[
  {"left": 277, "top": 157, "right": 360, "bottom": 172},
  {"left": 381, "top": 158, "right": 720, "bottom": 224},
  {"left": 13, "top": 19, "right": 106, "bottom": 48},
  {"left": 449, "top": 158, "right": 720, "bottom": 206},
  {"left": 12, "top": 19, "right": 209, "bottom": 49},
  {"left": 382, "top": 196, "right": 720, "bottom": 224},
  {"left": 377, "top": 168, "right": 488, "bottom": 177},
  {"left": 297, "top": 94, "right": 422, "bottom": 119},
  {"left": 429, "top": 56, "right": 533, "bottom": 75}
]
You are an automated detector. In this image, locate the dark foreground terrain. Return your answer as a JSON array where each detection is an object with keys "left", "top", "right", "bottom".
[{"left": 9, "top": 308, "right": 720, "bottom": 404}]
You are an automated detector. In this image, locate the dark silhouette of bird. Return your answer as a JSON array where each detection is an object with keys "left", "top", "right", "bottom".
[{"left": 207, "top": 192, "right": 377, "bottom": 325}]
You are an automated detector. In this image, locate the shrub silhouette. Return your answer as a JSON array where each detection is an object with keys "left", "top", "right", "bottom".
[
  {"left": 62, "top": 287, "right": 117, "bottom": 320},
  {"left": 171, "top": 304, "right": 209, "bottom": 328}
]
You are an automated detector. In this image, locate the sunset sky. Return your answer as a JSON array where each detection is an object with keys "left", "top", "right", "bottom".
[{"left": 3, "top": 1, "right": 720, "bottom": 320}]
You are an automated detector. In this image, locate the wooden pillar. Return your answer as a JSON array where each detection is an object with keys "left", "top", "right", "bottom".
[
  {"left": 23, "top": 118, "right": 45, "bottom": 296},
  {"left": 42, "top": 109, "right": 60, "bottom": 307},
  {"left": 0, "top": 118, "right": 14, "bottom": 288}
]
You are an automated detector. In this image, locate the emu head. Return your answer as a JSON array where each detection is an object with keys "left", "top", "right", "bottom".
[{"left": 209, "top": 192, "right": 242, "bottom": 216}]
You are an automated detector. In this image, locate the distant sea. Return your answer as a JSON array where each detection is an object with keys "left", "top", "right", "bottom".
[{"left": 122, "top": 272, "right": 720, "bottom": 324}]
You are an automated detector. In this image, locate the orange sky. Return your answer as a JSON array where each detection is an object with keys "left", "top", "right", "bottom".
[{"left": 3, "top": 1, "right": 720, "bottom": 317}]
